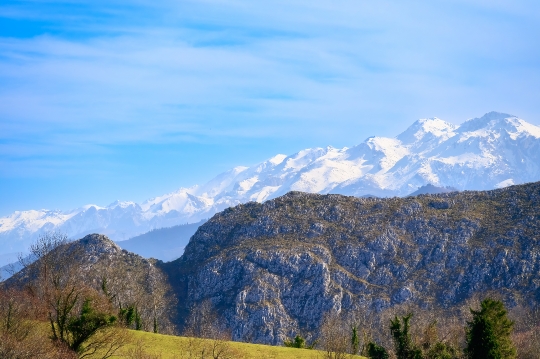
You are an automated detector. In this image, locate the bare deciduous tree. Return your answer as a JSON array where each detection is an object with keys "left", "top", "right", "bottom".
[
  {"left": 349, "top": 303, "right": 469, "bottom": 359},
  {"left": 184, "top": 299, "right": 219, "bottom": 339},
  {"left": 95, "top": 253, "right": 176, "bottom": 334},
  {"left": 510, "top": 305, "right": 540, "bottom": 359},
  {"left": 181, "top": 299, "right": 243, "bottom": 359},
  {"left": 16, "top": 232, "right": 128, "bottom": 358},
  {"left": 0, "top": 287, "right": 76, "bottom": 359},
  {"left": 318, "top": 311, "right": 351, "bottom": 359}
]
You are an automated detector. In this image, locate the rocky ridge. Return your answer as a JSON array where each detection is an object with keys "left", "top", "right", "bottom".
[
  {"left": 163, "top": 181, "right": 540, "bottom": 345},
  {"left": 5, "top": 233, "right": 155, "bottom": 287}
]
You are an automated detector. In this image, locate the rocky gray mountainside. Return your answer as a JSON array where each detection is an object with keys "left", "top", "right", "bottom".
[{"left": 162, "top": 181, "right": 540, "bottom": 345}]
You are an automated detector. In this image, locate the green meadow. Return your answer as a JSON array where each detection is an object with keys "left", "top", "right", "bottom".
[{"left": 116, "top": 330, "right": 367, "bottom": 359}]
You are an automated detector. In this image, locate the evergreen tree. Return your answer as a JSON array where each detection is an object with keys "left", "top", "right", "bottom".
[
  {"left": 466, "top": 315, "right": 501, "bottom": 359},
  {"left": 390, "top": 313, "right": 422, "bottom": 359},
  {"left": 294, "top": 334, "right": 305, "bottom": 348},
  {"left": 465, "top": 298, "right": 516, "bottom": 359},
  {"left": 119, "top": 304, "right": 142, "bottom": 330},
  {"left": 351, "top": 325, "right": 359, "bottom": 355}
]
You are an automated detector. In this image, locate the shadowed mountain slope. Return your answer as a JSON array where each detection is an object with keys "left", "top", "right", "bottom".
[{"left": 408, "top": 184, "right": 458, "bottom": 196}]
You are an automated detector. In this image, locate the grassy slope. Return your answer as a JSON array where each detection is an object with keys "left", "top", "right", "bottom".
[{"left": 115, "top": 330, "right": 367, "bottom": 359}]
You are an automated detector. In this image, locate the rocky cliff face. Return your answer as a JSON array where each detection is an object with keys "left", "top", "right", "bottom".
[{"left": 163, "top": 181, "right": 540, "bottom": 344}]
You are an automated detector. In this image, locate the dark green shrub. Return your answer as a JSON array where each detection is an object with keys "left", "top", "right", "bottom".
[
  {"left": 284, "top": 334, "right": 316, "bottom": 349},
  {"left": 367, "top": 342, "right": 389, "bottom": 359},
  {"left": 66, "top": 299, "right": 117, "bottom": 354}
]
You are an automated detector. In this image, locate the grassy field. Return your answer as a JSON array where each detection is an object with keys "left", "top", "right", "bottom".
[{"left": 115, "top": 330, "right": 367, "bottom": 359}]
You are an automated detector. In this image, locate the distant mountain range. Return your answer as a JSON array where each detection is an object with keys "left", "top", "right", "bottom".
[{"left": 1, "top": 111, "right": 539, "bottom": 264}]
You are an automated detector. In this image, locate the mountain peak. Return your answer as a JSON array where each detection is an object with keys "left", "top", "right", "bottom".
[
  {"left": 397, "top": 117, "right": 457, "bottom": 145},
  {"left": 457, "top": 112, "right": 540, "bottom": 139},
  {"left": 268, "top": 154, "right": 287, "bottom": 165},
  {"left": 459, "top": 111, "right": 515, "bottom": 132},
  {"left": 75, "top": 233, "right": 122, "bottom": 258},
  {"left": 479, "top": 111, "right": 514, "bottom": 121},
  {"left": 107, "top": 200, "right": 137, "bottom": 209}
]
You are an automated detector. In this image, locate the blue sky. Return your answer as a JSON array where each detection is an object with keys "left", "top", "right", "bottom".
[{"left": 1, "top": 0, "right": 540, "bottom": 216}]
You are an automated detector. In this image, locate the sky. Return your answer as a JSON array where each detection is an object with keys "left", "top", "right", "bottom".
[{"left": 1, "top": 0, "right": 540, "bottom": 216}]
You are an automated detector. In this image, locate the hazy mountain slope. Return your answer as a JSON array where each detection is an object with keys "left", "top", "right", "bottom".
[
  {"left": 0, "top": 261, "right": 20, "bottom": 281},
  {"left": 162, "top": 181, "right": 540, "bottom": 344},
  {"left": 1, "top": 112, "right": 540, "bottom": 261},
  {"left": 408, "top": 184, "right": 458, "bottom": 196},
  {"left": 0, "top": 252, "right": 19, "bottom": 272},
  {"left": 119, "top": 220, "right": 206, "bottom": 261}
]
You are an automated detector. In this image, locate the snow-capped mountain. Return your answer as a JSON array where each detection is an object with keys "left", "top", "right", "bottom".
[{"left": 1, "top": 112, "right": 539, "bottom": 264}]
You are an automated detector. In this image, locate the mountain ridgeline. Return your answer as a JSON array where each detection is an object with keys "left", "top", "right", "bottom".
[{"left": 162, "top": 181, "right": 540, "bottom": 345}]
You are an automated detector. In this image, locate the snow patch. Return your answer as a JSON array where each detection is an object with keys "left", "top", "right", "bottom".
[
  {"left": 495, "top": 179, "right": 515, "bottom": 189},
  {"left": 268, "top": 154, "right": 287, "bottom": 165}
]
